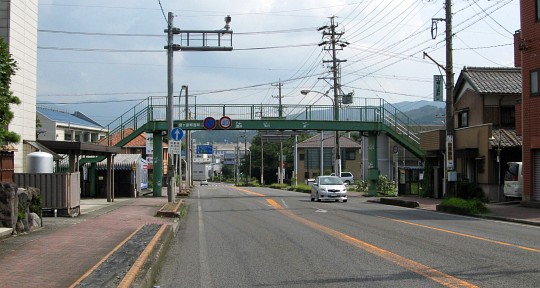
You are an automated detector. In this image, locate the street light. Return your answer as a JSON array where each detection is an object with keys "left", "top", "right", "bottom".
[{"left": 301, "top": 89, "right": 341, "bottom": 176}]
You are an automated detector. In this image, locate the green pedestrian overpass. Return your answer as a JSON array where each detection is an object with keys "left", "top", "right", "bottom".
[{"left": 102, "top": 96, "right": 426, "bottom": 196}]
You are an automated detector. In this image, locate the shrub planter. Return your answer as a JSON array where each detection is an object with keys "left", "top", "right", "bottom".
[
  {"left": 436, "top": 204, "right": 470, "bottom": 215},
  {"left": 380, "top": 198, "right": 420, "bottom": 208}
]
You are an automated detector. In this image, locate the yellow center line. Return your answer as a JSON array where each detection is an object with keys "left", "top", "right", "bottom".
[
  {"left": 233, "top": 186, "right": 267, "bottom": 197},
  {"left": 379, "top": 216, "right": 540, "bottom": 253},
  {"left": 253, "top": 193, "right": 477, "bottom": 288}
]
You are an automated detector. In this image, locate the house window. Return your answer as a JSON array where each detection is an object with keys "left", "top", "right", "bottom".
[
  {"left": 531, "top": 70, "right": 540, "bottom": 96},
  {"left": 458, "top": 111, "right": 468, "bottom": 128},
  {"left": 500, "top": 107, "right": 515, "bottom": 127},
  {"left": 344, "top": 149, "right": 356, "bottom": 160},
  {"left": 64, "top": 130, "right": 72, "bottom": 141}
]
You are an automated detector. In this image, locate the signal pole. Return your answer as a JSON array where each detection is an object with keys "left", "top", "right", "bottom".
[{"left": 162, "top": 12, "right": 233, "bottom": 202}]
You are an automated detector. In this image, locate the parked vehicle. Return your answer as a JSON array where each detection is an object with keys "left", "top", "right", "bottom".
[
  {"left": 330, "top": 171, "right": 354, "bottom": 184},
  {"left": 503, "top": 162, "right": 522, "bottom": 198},
  {"left": 310, "top": 176, "right": 348, "bottom": 202},
  {"left": 200, "top": 179, "right": 209, "bottom": 186}
]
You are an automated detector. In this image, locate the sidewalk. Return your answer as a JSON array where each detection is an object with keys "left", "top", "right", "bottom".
[
  {"left": 379, "top": 195, "right": 540, "bottom": 226},
  {"left": 0, "top": 195, "right": 180, "bottom": 288}
]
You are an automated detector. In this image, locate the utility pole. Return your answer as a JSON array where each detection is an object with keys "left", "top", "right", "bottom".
[
  {"left": 279, "top": 139, "right": 284, "bottom": 184},
  {"left": 445, "top": 0, "right": 456, "bottom": 198},
  {"left": 236, "top": 137, "right": 240, "bottom": 185},
  {"left": 320, "top": 16, "right": 348, "bottom": 177},
  {"left": 260, "top": 135, "right": 264, "bottom": 185},
  {"left": 165, "top": 12, "right": 180, "bottom": 203},
  {"left": 425, "top": 2, "right": 455, "bottom": 198},
  {"left": 185, "top": 86, "right": 192, "bottom": 189},
  {"left": 243, "top": 131, "right": 248, "bottom": 183},
  {"left": 272, "top": 81, "right": 283, "bottom": 118}
]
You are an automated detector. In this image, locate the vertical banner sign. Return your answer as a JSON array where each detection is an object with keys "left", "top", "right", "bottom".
[
  {"left": 146, "top": 133, "right": 154, "bottom": 155},
  {"left": 145, "top": 133, "right": 154, "bottom": 165},
  {"left": 433, "top": 75, "right": 443, "bottom": 101},
  {"left": 446, "top": 135, "right": 454, "bottom": 170}
]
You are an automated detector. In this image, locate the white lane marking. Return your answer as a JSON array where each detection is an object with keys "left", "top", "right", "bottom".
[
  {"left": 197, "top": 189, "right": 212, "bottom": 288},
  {"left": 315, "top": 209, "right": 328, "bottom": 213},
  {"left": 280, "top": 199, "right": 288, "bottom": 209}
]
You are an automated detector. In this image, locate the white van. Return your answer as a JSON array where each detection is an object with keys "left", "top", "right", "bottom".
[{"left": 503, "top": 162, "right": 522, "bottom": 198}]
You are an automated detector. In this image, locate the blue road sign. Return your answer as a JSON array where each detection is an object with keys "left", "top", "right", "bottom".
[
  {"left": 203, "top": 117, "right": 217, "bottom": 130},
  {"left": 171, "top": 127, "right": 184, "bottom": 141},
  {"left": 197, "top": 145, "right": 213, "bottom": 154}
]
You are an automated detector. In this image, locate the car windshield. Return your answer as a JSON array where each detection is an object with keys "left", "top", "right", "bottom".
[{"left": 320, "top": 177, "right": 343, "bottom": 185}]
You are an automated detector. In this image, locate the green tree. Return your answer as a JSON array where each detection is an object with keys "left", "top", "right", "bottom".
[
  {"left": 243, "top": 132, "right": 311, "bottom": 184},
  {"left": 0, "top": 39, "right": 20, "bottom": 144}
]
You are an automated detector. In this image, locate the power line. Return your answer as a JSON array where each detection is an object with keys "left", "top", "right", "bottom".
[
  {"left": 38, "top": 27, "right": 317, "bottom": 36},
  {"left": 37, "top": 98, "right": 146, "bottom": 105},
  {"left": 38, "top": 43, "right": 316, "bottom": 53},
  {"left": 453, "top": 43, "right": 513, "bottom": 51},
  {"left": 157, "top": 0, "right": 168, "bottom": 24},
  {"left": 38, "top": 46, "right": 163, "bottom": 53},
  {"left": 38, "top": 29, "right": 163, "bottom": 37}
]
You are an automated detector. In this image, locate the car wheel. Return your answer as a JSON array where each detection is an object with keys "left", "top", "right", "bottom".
[
  {"left": 317, "top": 193, "right": 321, "bottom": 202},
  {"left": 345, "top": 180, "right": 351, "bottom": 185},
  {"left": 343, "top": 199, "right": 347, "bottom": 203},
  {"left": 310, "top": 196, "right": 315, "bottom": 202}
]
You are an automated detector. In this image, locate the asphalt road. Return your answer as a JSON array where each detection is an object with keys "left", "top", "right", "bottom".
[{"left": 155, "top": 184, "right": 540, "bottom": 288}]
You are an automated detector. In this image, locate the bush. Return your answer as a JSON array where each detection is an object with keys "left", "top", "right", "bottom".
[
  {"left": 290, "top": 184, "right": 311, "bottom": 193},
  {"left": 269, "top": 183, "right": 288, "bottom": 190},
  {"left": 355, "top": 180, "right": 368, "bottom": 193},
  {"left": 378, "top": 175, "right": 397, "bottom": 196},
  {"left": 437, "top": 197, "right": 489, "bottom": 215},
  {"left": 457, "top": 181, "right": 486, "bottom": 201}
]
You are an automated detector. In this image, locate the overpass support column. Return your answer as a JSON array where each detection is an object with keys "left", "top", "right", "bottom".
[
  {"left": 89, "top": 162, "right": 96, "bottom": 197},
  {"left": 153, "top": 132, "right": 163, "bottom": 197},
  {"left": 367, "top": 131, "right": 379, "bottom": 196}
]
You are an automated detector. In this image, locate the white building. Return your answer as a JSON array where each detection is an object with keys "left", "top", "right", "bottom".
[
  {"left": 0, "top": 0, "right": 38, "bottom": 172},
  {"left": 37, "top": 106, "right": 107, "bottom": 143}
]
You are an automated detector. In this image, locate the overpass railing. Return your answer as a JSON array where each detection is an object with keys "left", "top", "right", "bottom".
[{"left": 106, "top": 96, "right": 422, "bottom": 146}]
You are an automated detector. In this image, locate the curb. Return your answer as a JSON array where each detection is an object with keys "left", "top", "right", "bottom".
[
  {"left": 379, "top": 197, "right": 419, "bottom": 208},
  {"left": 156, "top": 199, "right": 184, "bottom": 218},
  {"left": 128, "top": 224, "right": 173, "bottom": 288},
  {"left": 0, "top": 227, "right": 13, "bottom": 239}
]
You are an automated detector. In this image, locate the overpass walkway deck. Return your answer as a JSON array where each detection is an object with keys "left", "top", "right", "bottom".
[{"left": 103, "top": 96, "right": 427, "bottom": 195}]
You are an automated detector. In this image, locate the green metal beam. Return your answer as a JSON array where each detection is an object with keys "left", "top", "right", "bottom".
[{"left": 149, "top": 119, "right": 383, "bottom": 132}]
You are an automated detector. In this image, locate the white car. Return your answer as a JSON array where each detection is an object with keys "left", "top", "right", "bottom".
[
  {"left": 310, "top": 176, "right": 348, "bottom": 202},
  {"left": 330, "top": 171, "right": 354, "bottom": 185},
  {"left": 200, "top": 179, "right": 209, "bottom": 186}
]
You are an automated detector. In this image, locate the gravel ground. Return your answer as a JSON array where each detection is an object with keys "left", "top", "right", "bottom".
[{"left": 76, "top": 223, "right": 161, "bottom": 288}]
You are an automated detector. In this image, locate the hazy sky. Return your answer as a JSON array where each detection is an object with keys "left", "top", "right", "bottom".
[{"left": 37, "top": 0, "right": 519, "bottom": 125}]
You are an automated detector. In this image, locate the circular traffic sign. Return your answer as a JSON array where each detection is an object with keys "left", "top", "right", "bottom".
[
  {"left": 219, "top": 116, "right": 232, "bottom": 129},
  {"left": 203, "top": 117, "right": 217, "bottom": 130},
  {"left": 171, "top": 127, "right": 184, "bottom": 141}
]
